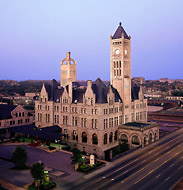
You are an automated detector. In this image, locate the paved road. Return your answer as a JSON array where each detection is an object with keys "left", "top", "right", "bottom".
[{"left": 65, "top": 129, "right": 183, "bottom": 190}]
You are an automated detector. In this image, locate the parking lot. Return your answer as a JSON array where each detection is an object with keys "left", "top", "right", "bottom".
[{"left": 0, "top": 143, "right": 83, "bottom": 188}]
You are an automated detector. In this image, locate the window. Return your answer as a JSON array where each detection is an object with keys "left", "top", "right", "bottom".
[
  {"left": 54, "top": 114, "right": 59, "bottom": 123},
  {"left": 114, "top": 117, "right": 118, "bottom": 126},
  {"left": 63, "top": 116, "right": 66, "bottom": 124},
  {"left": 119, "top": 115, "right": 122, "bottom": 124},
  {"left": 132, "top": 135, "right": 140, "bottom": 145},
  {"left": 84, "top": 118, "right": 87, "bottom": 127},
  {"left": 91, "top": 98, "right": 93, "bottom": 105},
  {"left": 72, "top": 117, "right": 74, "bottom": 126},
  {"left": 22, "top": 112, "right": 24, "bottom": 117},
  {"left": 95, "top": 109, "right": 97, "bottom": 114},
  {"left": 114, "top": 131, "right": 118, "bottom": 141},
  {"left": 131, "top": 113, "right": 134, "bottom": 122},
  {"left": 81, "top": 118, "right": 84, "bottom": 127},
  {"left": 92, "top": 119, "right": 94, "bottom": 129},
  {"left": 104, "top": 134, "right": 107, "bottom": 144},
  {"left": 38, "top": 113, "right": 42, "bottom": 122},
  {"left": 46, "top": 114, "right": 50, "bottom": 123},
  {"left": 120, "top": 134, "right": 128, "bottom": 142},
  {"left": 75, "top": 117, "right": 78, "bottom": 126},
  {"left": 82, "top": 132, "right": 87, "bottom": 143},
  {"left": 109, "top": 98, "right": 113, "bottom": 105},
  {"left": 125, "top": 115, "right": 128, "bottom": 123},
  {"left": 109, "top": 132, "right": 113, "bottom": 143},
  {"left": 19, "top": 112, "right": 21, "bottom": 117},
  {"left": 92, "top": 133, "right": 98, "bottom": 145},
  {"left": 104, "top": 119, "right": 108, "bottom": 129},
  {"left": 136, "top": 112, "right": 140, "bottom": 121},
  {"left": 95, "top": 119, "right": 97, "bottom": 129}
]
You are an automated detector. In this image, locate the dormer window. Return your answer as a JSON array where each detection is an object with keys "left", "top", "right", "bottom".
[{"left": 109, "top": 97, "right": 113, "bottom": 105}]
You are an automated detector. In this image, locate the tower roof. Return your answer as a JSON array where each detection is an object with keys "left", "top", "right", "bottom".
[{"left": 112, "top": 22, "right": 129, "bottom": 40}]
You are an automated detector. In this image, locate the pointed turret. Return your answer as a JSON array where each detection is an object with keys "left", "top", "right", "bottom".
[{"left": 112, "top": 22, "right": 129, "bottom": 39}]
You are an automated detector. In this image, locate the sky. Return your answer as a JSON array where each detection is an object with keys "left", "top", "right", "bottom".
[{"left": 0, "top": 0, "right": 182, "bottom": 81}]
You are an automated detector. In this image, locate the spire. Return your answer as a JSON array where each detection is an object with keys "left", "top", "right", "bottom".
[{"left": 112, "top": 22, "right": 129, "bottom": 39}]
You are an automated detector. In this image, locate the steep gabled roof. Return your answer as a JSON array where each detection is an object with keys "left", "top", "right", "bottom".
[
  {"left": 131, "top": 81, "right": 140, "bottom": 100},
  {"left": 0, "top": 105, "right": 17, "bottom": 120},
  {"left": 112, "top": 22, "right": 129, "bottom": 40}
]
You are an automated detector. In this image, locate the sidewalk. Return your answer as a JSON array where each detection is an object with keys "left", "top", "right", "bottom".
[{"left": 0, "top": 179, "right": 25, "bottom": 190}]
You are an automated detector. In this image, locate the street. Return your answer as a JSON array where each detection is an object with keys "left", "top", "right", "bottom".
[{"left": 66, "top": 129, "right": 183, "bottom": 190}]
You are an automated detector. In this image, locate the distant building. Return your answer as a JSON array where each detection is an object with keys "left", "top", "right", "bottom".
[
  {"left": 166, "top": 96, "right": 183, "bottom": 101},
  {"left": 151, "top": 107, "right": 183, "bottom": 123},
  {"left": 35, "top": 23, "right": 156, "bottom": 160},
  {"left": 0, "top": 105, "right": 33, "bottom": 128}
]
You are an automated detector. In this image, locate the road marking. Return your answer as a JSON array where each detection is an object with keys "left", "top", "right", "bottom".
[
  {"left": 102, "top": 176, "right": 105, "bottom": 178},
  {"left": 122, "top": 170, "right": 129, "bottom": 174},
  {"left": 156, "top": 174, "right": 161, "bottom": 178},
  {"left": 165, "top": 177, "right": 170, "bottom": 181},
  {"left": 134, "top": 150, "right": 183, "bottom": 184},
  {"left": 179, "top": 166, "right": 183, "bottom": 170},
  {"left": 141, "top": 160, "right": 146, "bottom": 163},
  {"left": 114, "top": 139, "right": 183, "bottom": 183},
  {"left": 125, "top": 147, "right": 183, "bottom": 184},
  {"left": 111, "top": 179, "right": 114, "bottom": 181},
  {"left": 170, "top": 164, "right": 174, "bottom": 167}
]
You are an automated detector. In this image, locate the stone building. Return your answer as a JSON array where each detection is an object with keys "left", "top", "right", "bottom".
[
  {"left": 0, "top": 104, "right": 33, "bottom": 128},
  {"left": 35, "top": 23, "right": 158, "bottom": 159},
  {"left": 0, "top": 104, "right": 33, "bottom": 140}
]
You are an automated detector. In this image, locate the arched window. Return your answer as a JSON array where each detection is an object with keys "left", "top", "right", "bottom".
[
  {"left": 121, "top": 134, "right": 128, "bottom": 142},
  {"left": 73, "top": 130, "right": 76, "bottom": 141},
  {"left": 82, "top": 132, "right": 87, "bottom": 143},
  {"left": 109, "top": 132, "right": 113, "bottom": 143},
  {"left": 114, "top": 130, "right": 118, "bottom": 141},
  {"left": 154, "top": 132, "right": 157, "bottom": 141},
  {"left": 92, "top": 133, "right": 98, "bottom": 145},
  {"left": 132, "top": 135, "right": 140, "bottom": 145},
  {"left": 149, "top": 133, "right": 152, "bottom": 143},
  {"left": 144, "top": 137, "right": 147, "bottom": 145},
  {"left": 104, "top": 133, "right": 107, "bottom": 144}
]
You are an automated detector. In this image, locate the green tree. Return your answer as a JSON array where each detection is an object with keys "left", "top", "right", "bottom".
[
  {"left": 71, "top": 148, "right": 84, "bottom": 164},
  {"left": 12, "top": 146, "right": 27, "bottom": 169},
  {"left": 30, "top": 162, "right": 44, "bottom": 182}
]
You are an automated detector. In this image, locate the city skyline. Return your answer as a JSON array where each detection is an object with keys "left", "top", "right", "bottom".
[{"left": 0, "top": 0, "right": 182, "bottom": 81}]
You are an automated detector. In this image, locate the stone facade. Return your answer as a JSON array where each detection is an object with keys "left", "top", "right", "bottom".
[{"left": 35, "top": 23, "right": 156, "bottom": 159}]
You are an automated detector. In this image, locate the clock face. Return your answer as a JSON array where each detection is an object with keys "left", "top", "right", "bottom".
[{"left": 115, "top": 49, "right": 120, "bottom": 55}]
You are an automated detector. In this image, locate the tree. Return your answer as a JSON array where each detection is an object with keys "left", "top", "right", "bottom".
[
  {"left": 30, "top": 162, "right": 44, "bottom": 181},
  {"left": 71, "top": 148, "right": 84, "bottom": 164},
  {"left": 12, "top": 146, "right": 27, "bottom": 169}
]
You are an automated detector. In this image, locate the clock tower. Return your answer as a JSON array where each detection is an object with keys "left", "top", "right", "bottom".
[{"left": 110, "top": 22, "right": 131, "bottom": 108}]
